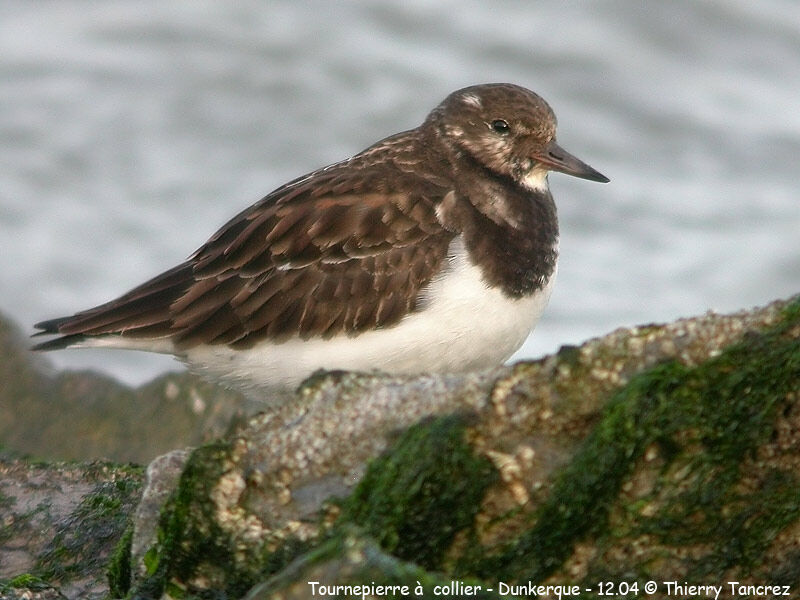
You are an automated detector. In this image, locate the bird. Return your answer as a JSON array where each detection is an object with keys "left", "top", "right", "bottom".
[{"left": 33, "top": 83, "right": 609, "bottom": 402}]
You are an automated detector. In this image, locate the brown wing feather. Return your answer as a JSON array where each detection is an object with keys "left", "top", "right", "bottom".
[
  {"left": 33, "top": 262, "right": 195, "bottom": 339},
  {"left": 34, "top": 129, "right": 457, "bottom": 350}
]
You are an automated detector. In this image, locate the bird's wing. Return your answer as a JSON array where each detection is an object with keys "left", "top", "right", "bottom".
[{"left": 34, "top": 132, "right": 456, "bottom": 350}]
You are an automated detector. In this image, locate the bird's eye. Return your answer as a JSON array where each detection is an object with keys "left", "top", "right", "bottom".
[{"left": 491, "top": 119, "right": 510, "bottom": 135}]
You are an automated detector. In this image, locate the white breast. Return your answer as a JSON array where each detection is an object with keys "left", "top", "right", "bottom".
[{"left": 183, "top": 236, "right": 557, "bottom": 398}]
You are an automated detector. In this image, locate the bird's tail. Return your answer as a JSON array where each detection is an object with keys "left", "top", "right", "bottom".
[{"left": 32, "top": 261, "right": 195, "bottom": 351}]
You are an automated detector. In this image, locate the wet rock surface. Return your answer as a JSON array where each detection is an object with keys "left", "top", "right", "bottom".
[{"left": 0, "top": 458, "right": 143, "bottom": 600}]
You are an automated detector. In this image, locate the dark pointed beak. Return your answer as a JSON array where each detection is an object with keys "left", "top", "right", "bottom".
[{"left": 533, "top": 140, "right": 610, "bottom": 183}]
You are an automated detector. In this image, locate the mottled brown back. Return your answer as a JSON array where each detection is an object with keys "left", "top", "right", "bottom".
[{"left": 34, "top": 129, "right": 456, "bottom": 349}]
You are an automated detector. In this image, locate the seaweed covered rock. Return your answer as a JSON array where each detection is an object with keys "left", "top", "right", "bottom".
[
  {"left": 0, "top": 458, "right": 143, "bottom": 600},
  {"left": 117, "top": 295, "right": 800, "bottom": 599}
]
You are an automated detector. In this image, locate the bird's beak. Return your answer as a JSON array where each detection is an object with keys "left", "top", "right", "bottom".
[{"left": 533, "top": 140, "right": 610, "bottom": 183}]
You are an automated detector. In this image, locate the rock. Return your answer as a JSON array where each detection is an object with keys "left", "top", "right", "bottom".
[
  {"left": 1, "top": 295, "right": 798, "bottom": 599},
  {"left": 0, "top": 312, "right": 252, "bottom": 464},
  {"left": 122, "top": 295, "right": 800, "bottom": 598},
  {"left": 129, "top": 450, "right": 190, "bottom": 585},
  {"left": 0, "top": 457, "right": 143, "bottom": 599}
]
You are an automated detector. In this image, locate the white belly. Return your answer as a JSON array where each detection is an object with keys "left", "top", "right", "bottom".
[{"left": 183, "top": 237, "right": 556, "bottom": 397}]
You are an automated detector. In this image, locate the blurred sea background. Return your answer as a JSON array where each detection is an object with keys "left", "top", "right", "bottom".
[{"left": 1, "top": 1, "right": 798, "bottom": 386}]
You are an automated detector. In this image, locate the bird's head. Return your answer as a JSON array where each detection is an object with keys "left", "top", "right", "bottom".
[{"left": 428, "top": 83, "right": 609, "bottom": 190}]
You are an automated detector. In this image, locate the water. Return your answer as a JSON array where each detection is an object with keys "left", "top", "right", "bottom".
[{"left": 1, "top": 1, "right": 798, "bottom": 386}]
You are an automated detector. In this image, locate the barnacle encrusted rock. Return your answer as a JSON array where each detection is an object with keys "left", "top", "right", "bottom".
[
  {"left": 1, "top": 295, "right": 798, "bottom": 599},
  {"left": 124, "top": 295, "right": 800, "bottom": 598}
]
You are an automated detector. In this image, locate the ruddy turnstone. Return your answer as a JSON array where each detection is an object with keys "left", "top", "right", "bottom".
[{"left": 33, "top": 83, "right": 608, "bottom": 400}]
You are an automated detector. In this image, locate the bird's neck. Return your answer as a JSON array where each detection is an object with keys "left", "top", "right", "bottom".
[{"left": 437, "top": 157, "right": 559, "bottom": 298}]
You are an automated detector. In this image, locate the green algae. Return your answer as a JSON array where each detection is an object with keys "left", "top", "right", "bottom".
[
  {"left": 131, "top": 442, "right": 237, "bottom": 598},
  {"left": 248, "top": 528, "right": 505, "bottom": 599},
  {"left": 482, "top": 297, "right": 800, "bottom": 585},
  {"left": 0, "top": 573, "right": 54, "bottom": 597},
  {"left": 35, "top": 472, "right": 142, "bottom": 587},
  {"left": 127, "top": 442, "right": 313, "bottom": 599},
  {"left": 338, "top": 414, "right": 498, "bottom": 571},
  {"left": 107, "top": 524, "right": 134, "bottom": 598}
]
